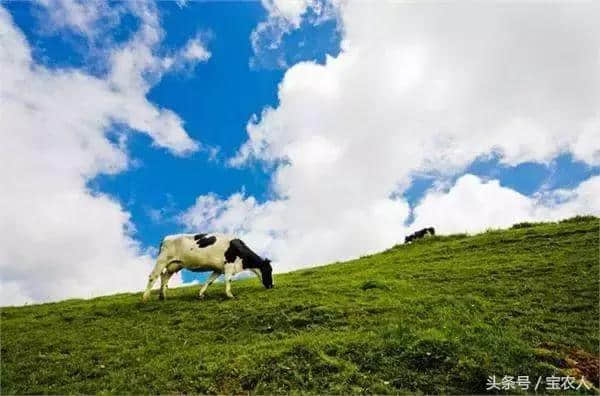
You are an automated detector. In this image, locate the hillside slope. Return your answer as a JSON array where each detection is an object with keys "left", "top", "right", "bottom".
[{"left": 1, "top": 217, "right": 599, "bottom": 394}]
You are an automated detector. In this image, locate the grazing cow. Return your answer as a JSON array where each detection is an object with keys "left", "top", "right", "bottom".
[
  {"left": 142, "top": 233, "right": 273, "bottom": 301},
  {"left": 404, "top": 227, "right": 435, "bottom": 244}
]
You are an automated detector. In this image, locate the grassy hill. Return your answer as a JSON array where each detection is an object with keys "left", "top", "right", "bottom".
[{"left": 1, "top": 217, "right": 599, "bottom": 394}]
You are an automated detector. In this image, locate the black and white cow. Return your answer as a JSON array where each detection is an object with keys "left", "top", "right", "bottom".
[
  {"left": 142, "top": 233, "right": 273, "bottom": 301},
  {"left": 404, "top": 227, "right": 435, "bottom": 244}
]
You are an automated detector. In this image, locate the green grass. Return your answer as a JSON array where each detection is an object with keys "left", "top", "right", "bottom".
[{"left": 2, "top": 217, "right": 599, "bottom": 394}]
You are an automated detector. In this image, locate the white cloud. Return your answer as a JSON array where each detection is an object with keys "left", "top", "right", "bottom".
[
  {"left": 181, "top": 37, "right": 211, "bottom": 62},
  {"left": 241, "top": 3, "right": 600, "bottom": 168},
  {"left": 37, "top": 0, "right": 119, "bottom": 39},
  {"left": 249, "top": 0, "right": 338, "bottom": 69},
  {"left": 181, "top": 175, "right": 599, "bottom": 275},
  {"left": 0, "top": 4, "right": 209, "bottom": 306},
  {"left": 175, "top": 0, "right": 188, "bottom": 9},
  {"left": 571, "top": 117, "right": 600, "bottom": 166},
  {"left": 185, "top": 2, "right": 599, "bottom": 273},
  {"left": 261, "top": 0, "right": 312, "bottom": 28},
  {"left": 412, "top": 174, "right": 600, "bottom": 235},
  {"left": 160, "top": 34, "right": 212, "bottom": 75},
  {"left": 181, "top": 191, "right": 410, "bottom": 272}
]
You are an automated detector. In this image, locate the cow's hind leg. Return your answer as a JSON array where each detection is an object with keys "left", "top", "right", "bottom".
[
  {"left": 198, "top": 271, "right": 220, "bottom": 299},
  {"left": 143, "top": 257, "right": 168, "bottom": 302}
]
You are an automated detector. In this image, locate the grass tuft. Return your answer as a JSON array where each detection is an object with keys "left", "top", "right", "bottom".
[{"left": 360, "top": 280, "right": 391, "bottom": 291}]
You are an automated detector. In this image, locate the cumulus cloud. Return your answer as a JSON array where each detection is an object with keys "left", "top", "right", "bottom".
[
  {"left": 241, "top": 2, "right": 600, "bottom": 168},
  {"left": 181, "top": 175, "right": 599, "bottom": 273},
  {"left": 411, "top": 174, "right": 600, "bottom": 235},
  {"left": 181, "top": 192, "right": 410, "bottom": 272},
  {"left": 184, "top": 2, "right": 600, "bottom": 273},
  {"left": 0, "top": 3, "right": 209, "bottom": 306},
  {"left": 571, "top": 117, "right": 600, "bottom": 166}
]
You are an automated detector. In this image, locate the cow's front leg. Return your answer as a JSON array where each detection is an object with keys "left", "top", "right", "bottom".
[
  {"left": 159, "top": 263, "right": 182, "bottom": 300},
  {"left": 143, "top": 258, "right": 168, "bottom": 302},
  {"left": 223, "top": 263, "right": 235, "bottom": 299},
  {"left": 198, "top": 271, "right": 220, "bottom": 299}
]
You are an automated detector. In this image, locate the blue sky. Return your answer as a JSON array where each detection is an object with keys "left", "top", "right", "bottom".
[
  {"left": 3, "top": 0, "right": 342, "bottom": 284},
  {"left": 1, "top": 1, "right": 598, "bottom": 304}
]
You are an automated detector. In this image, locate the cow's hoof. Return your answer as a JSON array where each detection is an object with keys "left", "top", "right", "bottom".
[
  {"left": 197, "top": 294, "right": 205, "bottom": 300},
  {"left": 158, "top": 294, "right": 165, "bottom": 301},
  {"left": 226, "top": 295, "right": 236, "bottom": 300}
]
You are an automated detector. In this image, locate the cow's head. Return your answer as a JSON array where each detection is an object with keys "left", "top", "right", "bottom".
[{"left": 261, "top": 259, "right": 273, "bottom": 289}]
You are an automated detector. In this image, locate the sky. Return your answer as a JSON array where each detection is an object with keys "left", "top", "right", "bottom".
[{"left": 1, "top": 0, "right": 598, "bottom": 306}]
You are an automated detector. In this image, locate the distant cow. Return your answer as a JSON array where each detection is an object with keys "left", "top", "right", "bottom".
[
  {"left": 143, "top": 233, "right": 273, "bottom": 301},
  {"left": 404, "top": 227, "right": 435, "bottom": 244}
]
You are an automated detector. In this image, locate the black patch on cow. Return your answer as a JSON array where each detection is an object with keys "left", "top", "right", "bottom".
[
  {"left": 224, "top": 239, "right": 262, "bottom": 269},
  {"left": 186, "top": 267, "right": 208, "bottom": 273},
  {"left": 405, "top": 227, "right": 435, "bottom": 244},
  {"left": 224, "top": 239, "right": 274, "bottom": 288},
  {"left": 414, "top": 229, "right": 427, "bottom": 238},
  {"left": 194, "top": 233, "right": 217, "bottom": 248}
]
